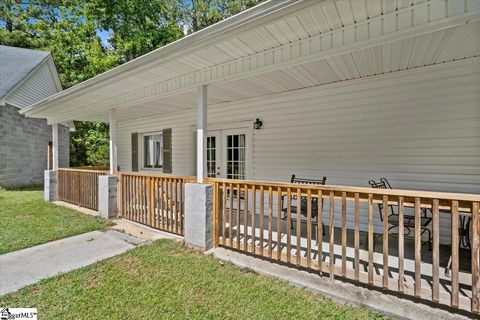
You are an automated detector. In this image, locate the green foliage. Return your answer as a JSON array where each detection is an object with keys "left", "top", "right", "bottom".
[
  {"left": 85, "top": 0, "right": 184, "bottom": 62},
  {"left": 180, "top": 0, "right": 265, "bottom": 32},
  {"left": 0, "top": 0, "right": 119, "bottom": 88},
  {"left": 69, "top": 121, "right": 109, "bottom": 167}
]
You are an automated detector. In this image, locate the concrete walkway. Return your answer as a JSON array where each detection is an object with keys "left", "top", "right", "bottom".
[{"left": 0, "top": 230, "right": 144, "bottom": 295}]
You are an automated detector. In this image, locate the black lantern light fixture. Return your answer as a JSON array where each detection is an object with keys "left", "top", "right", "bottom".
[{"left": 254, "top": 118, "right": 263, "bottom": 130}]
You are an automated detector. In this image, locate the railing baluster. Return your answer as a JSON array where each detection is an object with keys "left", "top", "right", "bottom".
[
  {"left": 398, "top": 196, "right": 405, "bottom": 294},
  {"left": 432, "top": 199, "right": 439, "bottom": 303},
  {"left": 149, "top": 177, "right": 154, "bottom": 227},
  {"left": 174, "top": 180, "right": 179, "bottom": 233},
  {"left": 414, "top": 197, "right": 422, "bottom": 299},
  {"left": 138, "top": 176, "right": 142, "bottom": 223},
  {"left": 382, "top": 195, "right": 389, "bottom": 290},
  {"left": 229, "top": 183, "right": 234, "bottom": 247},
  {"left": 354, "top": 193, "right": 360, "bottom": 282},
  {"left": 259, "top": 185, "right": 264, "bottom": 256},
  {"left": 144, "top": 177, "right": 148, "bottom": 225},
  {"left": 222, "top": 182, "right": 227, "bottom": 246},
  {"left": 368, "top": 193, "right": 374, "bottom": 286},
  {"left": 329, "top": 191, "right": 335, "bottom": 281},
  {"left": 472, "top": 202, "right": 479, "bottom": 314},
  {"left": 133, "top": 176, "right": 137, "bottom": 222},
  {"left": 296, "top": 188, "right": 302, "bottom": 266},
  {"left": 169, "top": 179, "right": 174, "bottom": 232},
  {"left": 160, "top": 179, "right": 165, "bottom": 230},
  {"left": 180, "top": 179, "right": 184, "bottom": 235},
  {"left": 318, "top": 190, "right": 323, "bottom": 274},
  {"left": 268, "top": 186, "right": 273, "bottom": 258},
  {"left": 277, "top": 187, "right": 283, "bottom": 261},
  {"left": 237, "top": 183, "right": 241, "bottom": 250},
  {"left": 341, "top": 191, "right": 347, "bottom": 278},
  {"left": 451, "top": 200, "right": 459, "bottom": 308},
  {"left": 244, "top": 184, "right": 249, "bottom": 250},
  {"left": 156, "top": 178, "right": 160, "bottom": 229},
  {"left": 251, "top": 185, "right": 256, "bottom": 254},
  {"left": 286, "top": 188, "right": 292, "bottom": 263},
  {"left": 307, "top": 189, "right": 312, "bottom": 268}
]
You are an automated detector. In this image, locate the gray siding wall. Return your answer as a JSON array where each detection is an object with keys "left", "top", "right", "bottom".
[{"left": 0, "top": 104, "right": 69, "bottom": 187}]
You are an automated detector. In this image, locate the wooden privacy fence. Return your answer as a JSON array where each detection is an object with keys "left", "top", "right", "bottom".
[
  {"left": 57, "top": 168, "right": 108, "bottom": 210},
  {"left": 211, "top": 178, "right": 480, "bottom": 315},
  {"left": 119, "top": 173, "right": 195, "bottom": 236}
]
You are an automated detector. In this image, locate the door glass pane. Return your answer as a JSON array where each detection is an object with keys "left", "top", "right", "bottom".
[
  {"left": 226, "top": 134, "right": 246, "bottom": 180},
  {"left": 207, "top": 136, "right": 216, "bottom": 178}
]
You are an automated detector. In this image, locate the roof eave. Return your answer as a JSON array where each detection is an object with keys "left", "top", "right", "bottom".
[{"left": 20, "top": 0, "right": 309, "bottom": 118}]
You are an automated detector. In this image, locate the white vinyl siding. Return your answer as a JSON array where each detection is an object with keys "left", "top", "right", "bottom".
[
  {"left": 6, "top": 60, "right": 60, "bottom": 109},
  {"left": 117, "top": 59, "right": 480, "bottom": 244}
]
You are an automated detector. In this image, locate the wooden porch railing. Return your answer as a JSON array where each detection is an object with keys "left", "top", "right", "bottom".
[
  {"left": 119, "top": 172, "right": 195, "bottom": 236},
  {"left": 210, "top": 178, "right": 480, "bottom": 315},
  {"left": 57, "top": 168, "right": 108, "bottom": 210}
]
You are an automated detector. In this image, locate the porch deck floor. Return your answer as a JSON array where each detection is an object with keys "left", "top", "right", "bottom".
[{"left": 219, "top": 212, "right": 473, "bottom": 313}]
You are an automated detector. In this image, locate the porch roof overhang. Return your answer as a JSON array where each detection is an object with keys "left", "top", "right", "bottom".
[{"left": 20, "top": 0, "right": 480, "bottom": 124}]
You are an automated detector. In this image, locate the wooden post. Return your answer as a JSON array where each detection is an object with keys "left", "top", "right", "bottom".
[{"left": 472, "top": 202, "right": 479, "bottom": 314}]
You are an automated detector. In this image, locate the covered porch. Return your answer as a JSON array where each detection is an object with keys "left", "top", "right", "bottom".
[{"left": 20, "top": 0, "right": 480, "bottom": 316}]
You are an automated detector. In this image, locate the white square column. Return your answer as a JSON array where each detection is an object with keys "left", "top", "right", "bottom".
[
  {"left": 109, "top": 109, "right": 117, "bottom": 175},
  {"left": 52, "top": 123, "right": 59, "bottom": 170},
  {"left": 196, "top": 85, "right": 207, "bottom": 183}
]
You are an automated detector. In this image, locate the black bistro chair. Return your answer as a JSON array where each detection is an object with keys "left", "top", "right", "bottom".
[
  {"left": 281, "top": 175, "right": 327, "bottom": 235},
  {"left": 368, "top": 178, "right": 432, "bottom": 249}
]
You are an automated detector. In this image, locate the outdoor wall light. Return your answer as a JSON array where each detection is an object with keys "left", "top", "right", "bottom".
[{"left": 254, "top": 118, "right": 263, "bottom": 130}]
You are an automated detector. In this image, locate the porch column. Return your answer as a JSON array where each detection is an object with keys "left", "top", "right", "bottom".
[
  {"left": 52, "top": 123, "right": 59, "bottom": 170},
  {"left": 185, "top": 85, "right": 212, "bottom": 250},
  {"left": 99, "top": 109, "right": 119, "bottom": 218},
  {"left": 196, "top": 84, "right": 207, "bottom": 183},
  {"left": 45, "top": 123, "right": 59, "bottom": 202},
  {"left": 109, "top": 109, "right": 117, "bottom": 174}
]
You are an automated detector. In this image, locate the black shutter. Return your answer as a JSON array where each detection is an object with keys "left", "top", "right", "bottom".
[
  {"left": 131, "top": 132, "right": 138, "bottom": 172},
  {"left": 163, "top": 128, "right": 172, "bottom": 173}
]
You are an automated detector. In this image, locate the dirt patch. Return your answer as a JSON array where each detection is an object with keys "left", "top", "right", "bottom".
[{"left": 114, "top": 256, "right": 144, "bottom": 277}]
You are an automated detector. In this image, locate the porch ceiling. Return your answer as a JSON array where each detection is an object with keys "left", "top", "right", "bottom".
[{"left": 20, "top": 0, "right": 480, "bottom": 123}]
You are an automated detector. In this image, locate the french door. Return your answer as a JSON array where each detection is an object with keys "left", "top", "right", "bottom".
[{"left": 206, "top": 128, "right": 250, "bottom": 180}]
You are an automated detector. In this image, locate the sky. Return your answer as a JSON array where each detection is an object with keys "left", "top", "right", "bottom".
[{"left": 96, "top": 29, "right": 110, "bottom": 47}]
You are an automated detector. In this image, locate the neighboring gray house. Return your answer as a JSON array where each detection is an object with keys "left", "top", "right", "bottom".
[{"left": 0, "top": 45, "right": 69, "bottom": 187}]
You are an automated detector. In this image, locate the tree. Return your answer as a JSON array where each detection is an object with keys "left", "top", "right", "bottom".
[
  {"left": 85, "top": 0, "right": 184, "bottom": 63},
  {"left": 69, "top": 121, "right": 109, "bottom": 167},
  {"left": 0, "top": 0, "right": 119, "bottom": 88},
  {"left": 180, "top": 0, "right": 265, "bottom": 33}
]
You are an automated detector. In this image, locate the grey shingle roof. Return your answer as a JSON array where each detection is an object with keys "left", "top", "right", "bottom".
[{"left": 0, "top": 45, "right": 50, "bottom": 98}]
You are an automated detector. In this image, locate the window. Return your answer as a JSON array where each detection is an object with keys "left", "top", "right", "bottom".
[{"left": 143, "top": 133, "right": 163, "bottom": 169}]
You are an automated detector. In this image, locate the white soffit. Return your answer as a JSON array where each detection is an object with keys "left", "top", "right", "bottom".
[{"left": 21, "top": 0, "right": 480, "bottom": 123}]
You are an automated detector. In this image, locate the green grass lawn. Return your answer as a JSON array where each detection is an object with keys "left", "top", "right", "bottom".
[
  {"left": 0, "top": 240, "right": 385, "bottom": 320},
  {"left": 0, "top": 185, "right": 111, "bottom": 254}
]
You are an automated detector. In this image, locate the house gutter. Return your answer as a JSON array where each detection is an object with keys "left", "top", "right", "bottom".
[{"left": 20, "top": 0, "right": 312, "bottom": 118}]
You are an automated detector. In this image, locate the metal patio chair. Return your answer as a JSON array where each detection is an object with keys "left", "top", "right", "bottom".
[
  {"left": 368, "top": 177, "right": 433, "bottom": 250},
  {"left": 281, "top": 175, "right": 327, "bottom": 234}
]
